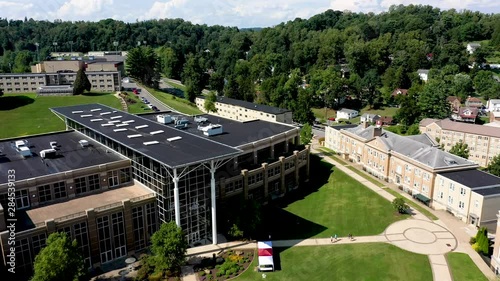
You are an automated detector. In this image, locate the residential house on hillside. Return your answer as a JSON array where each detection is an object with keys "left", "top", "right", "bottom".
[
  {"left": 417, "top": 69, "right": 430, "bottom": 82},
  {"left": 336, "top": 108, "right": 359, "bottom": 120},
  {"left": 451, "top": 107, "right": 478, "bottom": 123},
  {"left": 325, "top": 123, "right": 477, "bottom": 205},
  {"left": 465, "top": 97, "right": 483, "bottom": 108},
  {"left": 487, "top": 99, "right": 500, "bottom": 112},
  {"left": 467, "top": 43, "right": 481, "bottom": 54},
  {"left": 360, "top": 113, "right": 380, "bottom": 123},
  {"left": 420, "top": 118, "right": 500, "bottom": 167},
  {"left": 447, "top": 96, "right": 461, "bottom": 113},
  {"left": 379, "top": 116, "right": 395, "bottom": 126},
  {"left": 391, "top": 88, "right": 408, "bottom": 97},
  {"left": 433, "top": 169, "right": 500, "bottom": 231}
]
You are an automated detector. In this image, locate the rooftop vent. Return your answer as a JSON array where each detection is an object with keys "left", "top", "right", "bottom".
[
  {"left": 116, "top": 123, "right": 129, "bottom": 127},
  {"left": 90, "top": 118, "right": 103, "bottom": 122},
  {"left": 90, "top": 108, "right": 102, "bottom": 112},
  {"left": 135, "top": 125, "right": 149, "bottom": 129},
  {"left": 79, "top": 140, "right": 89, "bottom": 147},
  {"left": 80, "top": 114, "right": 92, "bottom": 118},
  {"left": 114, "top": 128, "right": 127, "bottom": 132},
  {"left": 110, "top": 115, "right": 123, "bottom": 120},
  {"left": 201, "top": 124, "right": 223, "bottom": 136},
  {"left": 143, "top": 141, "right": 160, "bottom": 146},
  {"left": 157, "top": 115, "right": 172, "bottom": 124},
  {"left": 122, "top": 120, "right": 135, "bottom": 124},
  {"left": 72, "top": 110, "right": 84, "bottom": 114},
  {"left": 167, "top": 136, "right": 182, "bottom": 142},
  {"left": 444, "top": 157, "right": 458, "bottom": 165},
  {"left": 101, "top": 123, "right": 114, "bottom": 127},
  {"left": 100, "top": 112, "right": 112, "bottom": 116},
  {"left": 127, "top": 134, "right": 142, "bottom": 138},
  {"left": 150, "top": 130, "right": 164, "bottom": 135},
  {"left": 194, "top": 116, "right": 208, "bottom": 123}
]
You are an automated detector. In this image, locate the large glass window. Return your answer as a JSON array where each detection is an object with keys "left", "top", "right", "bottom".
[
  {"left": 74, "top": 222, "right": 91, "bottom": 268},
  {"left": 132, "top": 206, "right": 146, "bottom": 250},
  {"left": 120, "top": 168, "right": 131, "bottom": 184},
  {"left": 146, "top": 203, "right": 157, "bottom": 237},
  {"left": 38, "top": 185, "right": 52, "bottom": 203},
  {"left": 108, "top": 170, "right": 119, "bottom": 188},
  {"left": 53, "top": 181, "right": 67, "bottom": 199},
  {"left": 16, "top": 189, "right": 30, "bottom": 209},
  {"left": 112, "top": 212, "right": 127, "bottom": 259},
  {"left": 88, "top": 174, "right": 100, "bottom": 191},
  {"left": 75, "top": 177, "right": 87, "bottom": 194},
  {"left": 97, "top": 216, "right": 113, "bottom": 263},
  {"left": 31, "top": 233, "right": 47, "bottom": 256}
]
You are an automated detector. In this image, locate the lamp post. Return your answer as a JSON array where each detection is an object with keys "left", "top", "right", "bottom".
[
  {"left": 35, "top": 42, "right": 39, "bottom": 62},
  {"left": 69, "top": 41, "right": 73, "bottom": 54},
  {"left": 113, "top": 41, "right": 119, "bottom": 54},
  {"left": 53, "top": 42, "right": 58, "bottom": 53}
]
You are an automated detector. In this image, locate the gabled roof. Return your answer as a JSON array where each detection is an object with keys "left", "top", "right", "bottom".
[
  {"left": 405, "top": 134, "right": 439, "bottom": 147},
  {"left": 420, "top": 118, "right": 500, "bottom": 138},
  {"left": 466, "top": 97, "right": 482, "bottom": 104},
  {"left": 467, "top": 43, "right": 481, "bottom": 47},
  {"left": 361, "top": 113, "right": 380, "bottom": 118},
  {"left": 458, "top": 107, "right": 478, "bottom": 118},
  {"left": 343, "top": 125, "right": 476, "bottom": 169},
  {"left": 391, "top": 88, "right": 408, "bottom": 96},
  {"left": 417, "top": 69, "right": 430, "bottom": 74},
  {"left": 338, "top": 108, "right": 358, "bottom": 114}
]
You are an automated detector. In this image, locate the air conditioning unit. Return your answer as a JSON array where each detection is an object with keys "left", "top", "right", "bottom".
[{"left": 79, "top": 140, "right": 89, "bottom": 148}]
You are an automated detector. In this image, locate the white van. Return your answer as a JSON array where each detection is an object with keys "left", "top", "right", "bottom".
[{"left": 257, "top": 241, "right": 274, "bottom": 272}]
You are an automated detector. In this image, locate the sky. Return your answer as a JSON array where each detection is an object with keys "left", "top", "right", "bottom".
[{"left": 1, "top": 0, "right": 499, "bottom": 28}]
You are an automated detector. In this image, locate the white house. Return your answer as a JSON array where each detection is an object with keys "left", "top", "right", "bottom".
[
  {"left": 487, "top": 99, "right": 500, "bottom": 112},
  {"left": 360, "top": 113, "right": 380, "bottom": 123},
  {"left": 467, "top": 43, "right": 481, "bottom": 54},
  {"left": 336, "top": 108, "right": 359, "bottom": 120},
  {"left": 417, "top": 69, "right": 430, "bottom": 82}
]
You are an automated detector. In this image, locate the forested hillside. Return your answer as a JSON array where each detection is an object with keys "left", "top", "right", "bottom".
[{"left": 1, "top": 4, "right": 500, "bottom": 123}]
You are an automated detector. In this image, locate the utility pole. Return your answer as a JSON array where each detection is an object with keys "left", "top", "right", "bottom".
[
  {"left": 35, "top": 42, "right": 39, "bottom": 62},
  {"left": 69, "top": 41, "right": 73, "bottom": 54},
  {"left": 113, "top": 41, "right": 118, "bottom": 54}
]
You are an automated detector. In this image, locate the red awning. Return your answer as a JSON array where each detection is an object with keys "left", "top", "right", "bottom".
[{"left": 258, "top": 248, "right": 273, "bottom": 256}]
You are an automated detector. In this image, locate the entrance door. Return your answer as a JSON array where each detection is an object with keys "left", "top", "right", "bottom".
[{"left": 470, "top": 217, "right": 476, "bottom": 226}]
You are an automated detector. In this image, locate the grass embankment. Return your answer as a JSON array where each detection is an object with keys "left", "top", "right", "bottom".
[
  {"left": 0, "top": 93, "right": 121, "bottom": 139},
  {"left": 447, "top": 252, "right": 489, "bottom": 281},
  {"left": 144, "top": 87, "right": 202, "bottom": 115}
]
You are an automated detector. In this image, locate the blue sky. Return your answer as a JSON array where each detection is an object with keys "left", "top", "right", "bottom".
[{"left": 1, "top": 0, "right": 499, "bottom": 28}]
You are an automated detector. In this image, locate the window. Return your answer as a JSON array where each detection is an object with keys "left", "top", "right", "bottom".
[
  {"left": 404, "top": 176, "right": 410, "bottom": 184},
  {"left": 75, "top": 177, "right": 87, "bottom": 194},
  {"left": 53, "top": 181, "right": 66, "bottom": 199},
  {"left": 423, "top": 173, "right": 430, "bottom": 181},
  {"left": 88, "top": 174, "right": 100, "bottom": 191},
  {"left": 38, "top": 184, "right": 52, "bottom": 203},
  {"left": 448, "top": 196, "right": 453, "bottom": 204},
  {"left": 16, "top": 189, "right": 30, "bottom": 209},
  {"left": 112, "top": 212, "right": 127, "bottom": 259},
  {"left": 415, "top": 169, "right": 421, "bottom": 177},
  {"left": 97, "top": 216, "right": 113, "bottom": 263},
  {"left": 422, "top": 185, "right": 428, "bottom": 193},
  {"left": 438, "top": 191, "right": 443, "bottom": 199},
  {"left": 439, "top": 178, "right": 444, "bottom": 186},
  {"left": 449, "top": 183, "right": 455, "bottom": 191},
  {"left": 459, "top": 201, "right": 465, "bottom": 209},
  {"left": 474, "top": 200, "right": 479, "bottom": 208},
  {"left": 460, "top": 187, "right": 466, "bottom": 196},
  {"left": 132, "top": 206, "right": 146, "bottom": 250},
  {"left": 32, "top": 233, "right": 47, "bottom": 256}
]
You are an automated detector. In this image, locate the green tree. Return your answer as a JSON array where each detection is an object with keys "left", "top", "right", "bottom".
[
  {"left": 449, "top": 140, "right": 470, "bottom": 159},
  {"left": 487, "top": 154, "right": 500, "bottom": 177},
  {"left": 181, "top": 54, "right": 204, "bottom": 102},
  {"left": 418, "top": 80, "right": 451, "bottom": 119},
  {"left": 31, "top": 232, "right": 84, "bottom": 281},
  {"left": 300, "top": 123, "right": 313, "bottom": 145},
  {"left": 150, "top": 222, "right": 188, "bottom": 273},
  {"left": 293, "top": 89, "right": 315, "bottom": 124},
  {"left": 126, "top": 46, "right": 160, "bottom": 88},
  {"left": 361, "top": 68, "right": 382, "bottom": 108},
  {"left": 228, "top": 223, "right": 244, "bottom": 239},
  {"left": 72, "top": 67, "right": 91, "bottom": 95},
  {"left": 451, "top": 73, "right": 474, "bottom": 101},
  {"left": 395, "top": 94, "right": 421, "bottom": 127},
  {"left": 204, "top": 91, "right": 217, "bottom": 113},
  {"left": 157, "top": 46, "right": 180, "bottom": 79},
  {"left": 208, "top": 72, "right": 225, "bottom": 94},
  {"left": 474, "top": 227, "right": 489, "bottom": 255},
  {"left": 392, "top": 197, "right": 409, "bottom": 214}
]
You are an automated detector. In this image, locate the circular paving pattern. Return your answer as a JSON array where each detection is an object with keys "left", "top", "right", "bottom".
[
  {"left": 384, "top": 219, "right": 457, "bottom": 255},
  {"left": 404, "top": 228, "right": 437, "bottom": 244}
]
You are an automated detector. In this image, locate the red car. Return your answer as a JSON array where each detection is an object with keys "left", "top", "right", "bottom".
[{"left": 132, "top": 88, "right": 139, "bottom": 95}]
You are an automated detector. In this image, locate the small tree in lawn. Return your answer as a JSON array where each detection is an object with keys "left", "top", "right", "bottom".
[
  {"left": 300, "top": 123, "right": 313, "bottom": 145},
  {"left": 449, "top": 140, "right": 469, "bottom": 159},
  {"left": 150, "top": 221, "right": 188, "bottom": 274},
  {"left": 31, "top": 232, "right": 84, "bottom": 281},
  {"left": 204, "top": 91, "right": 217, "bottom": 113},
  {"left": 73, "top": 66, "right": 91, "bottom": 95},
  {"left": 392, "top": 197, "right": 409, "bottom": 214}
]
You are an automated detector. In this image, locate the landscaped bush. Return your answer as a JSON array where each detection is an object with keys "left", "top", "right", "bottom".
[
  {"left": 148, "top": 271, "right": 163, "bottom": 281},
  {"left": 469, "top": 237, "right": 476, "bottom": 244}
]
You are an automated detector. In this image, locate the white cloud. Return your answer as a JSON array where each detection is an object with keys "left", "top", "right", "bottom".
[{"left": 56, "top": 0, "right": 113, "bottom": 18}]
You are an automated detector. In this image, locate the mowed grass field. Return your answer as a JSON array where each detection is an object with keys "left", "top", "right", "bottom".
[
  {"left": 447, "top": 253, "right": 489, "bottom": 281},
  {"left": 261, "top": 160, "right": 409, "bottom": 240},
  {"left": 235, "top": 243, "right": 433, "bottom": 281},
  {"left": 0, "top": 93, "right": 121, "bottom": 139}
]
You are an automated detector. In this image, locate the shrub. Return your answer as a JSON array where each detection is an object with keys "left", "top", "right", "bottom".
[
  {"left": 148, "top": 271, "right": 163, "bottom": 281},
  {"left": 472, "top": 242, "right": 480, "bottom": 252},
  {"left": 200, "top": 271, "right": 206, "bottom": 276},
  {"left": 392, "top": 197, "right": 409, "bottom": 213},
  {"left": 469, "top": 237, "right": 476, "bottom": 244}
]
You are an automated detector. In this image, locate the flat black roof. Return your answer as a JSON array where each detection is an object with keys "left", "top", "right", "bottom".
[
  {"left": 474, "top": 187, "right": 500, "bottom": 196},
  {"left": 140, "top": 113, "right": 298, "bottom": 147},
  {"left": 439, "top": 169, "right": 500, "bottom": 189},
  {"left": 197, "top": 96, "right": 290, "bottom": 115},
  {"left": 51, "top": 104, "right": 241, "bottom": 168},
  {"left": 0, "top": 131, "right": 127, "bottom": 184}
]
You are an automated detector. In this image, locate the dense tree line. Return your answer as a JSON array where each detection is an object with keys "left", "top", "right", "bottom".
[{"left": 1, "top": 5, "right": 500, "bottom": 124}]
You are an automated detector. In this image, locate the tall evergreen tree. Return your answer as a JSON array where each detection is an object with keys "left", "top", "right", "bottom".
[{"left": 72, "top": 66, "right": 91, "bottom": 95}]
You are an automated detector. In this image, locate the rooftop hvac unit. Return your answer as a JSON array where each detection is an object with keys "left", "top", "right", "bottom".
[
  {"left": 157, "top": 115, "right": 173, "bottom": 124},
  {"left": 194, "top": 116, "right": 208, "bottom": 123},
  {"left": 202, "top": 124, "right": 223, "bottom": 136},
  {"left": 18, "top": 146, "right": 32, "bottom": 158},
  {"left": 40, "top": 149, "right": 57, "bottom": 159},
  {"left": 175, "top": 119, "right": 189, "bottom": 125},
  {"left": 15, "top": 140, "right": 28, "bottom": 149},
  {"left": 79, "top": 140, "right": 89, "bottom": 148},
  {"left": 174, "top": 123, "right": 187, "bottom": 130}
]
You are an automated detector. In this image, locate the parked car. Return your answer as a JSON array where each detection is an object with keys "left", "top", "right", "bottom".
[
  {"left": 147, "top": 104, "right": 154, "bottom": 109},
  {"left": 151, "top": 105, "right": 159, "bottom": 111},
  {"left": 133, "top": 89, "right": 139, "bottom": 95},
  {"left": 143, "top": 99, "right": 150, "bottom": 104}
]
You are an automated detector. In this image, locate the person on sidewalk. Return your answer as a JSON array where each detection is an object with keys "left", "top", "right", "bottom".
[
  {"left": 331, "top": 236, "right": 334, "bottom": 243},
  {"left": 334, "top": 234, "right": 338, "bottom": 242}
]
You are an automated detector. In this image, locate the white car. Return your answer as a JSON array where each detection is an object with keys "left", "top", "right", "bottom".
[{"left": 147, "top": 104, "right": 154, "bottom": 109}]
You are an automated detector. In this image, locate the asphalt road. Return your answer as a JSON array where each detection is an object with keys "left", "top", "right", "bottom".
[{"left": 123, "top": 78, "right": 177, "bottom": 113}]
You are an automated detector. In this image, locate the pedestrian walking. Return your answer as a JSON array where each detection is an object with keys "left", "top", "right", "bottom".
[
  {"left": 331, "top": 236, "right": 333, "bottom": 243},
  {"left": 334, "top": 234, "right": 338, "bottom": 241}
]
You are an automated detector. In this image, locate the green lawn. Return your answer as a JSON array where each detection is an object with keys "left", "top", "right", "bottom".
[
  {"left": 447, "top": 253, "right": 489, "bottom": 281},
  {"left": 312, "top": 105, "right": 398, "bottom": 124},
  {"left": 311, "top": 107, "right": 336, "bottom": 122},
  {"left": 235, "top": 243, "right": 432, "bottom": 281},
  {"left": 0, "top": 93, "right": 122, "bottom": 139},
  {"left": 145, "top": 87, "right": 202, "bottom": 115},
  {"left": 166, "top": 80, "right": 186, "bottom": 91},
  {"left": 263, "top": 160, "right": 409, "bottom": 240},
  {"left": 383, "top": 188, "right": 438, "bottom": 220}
]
